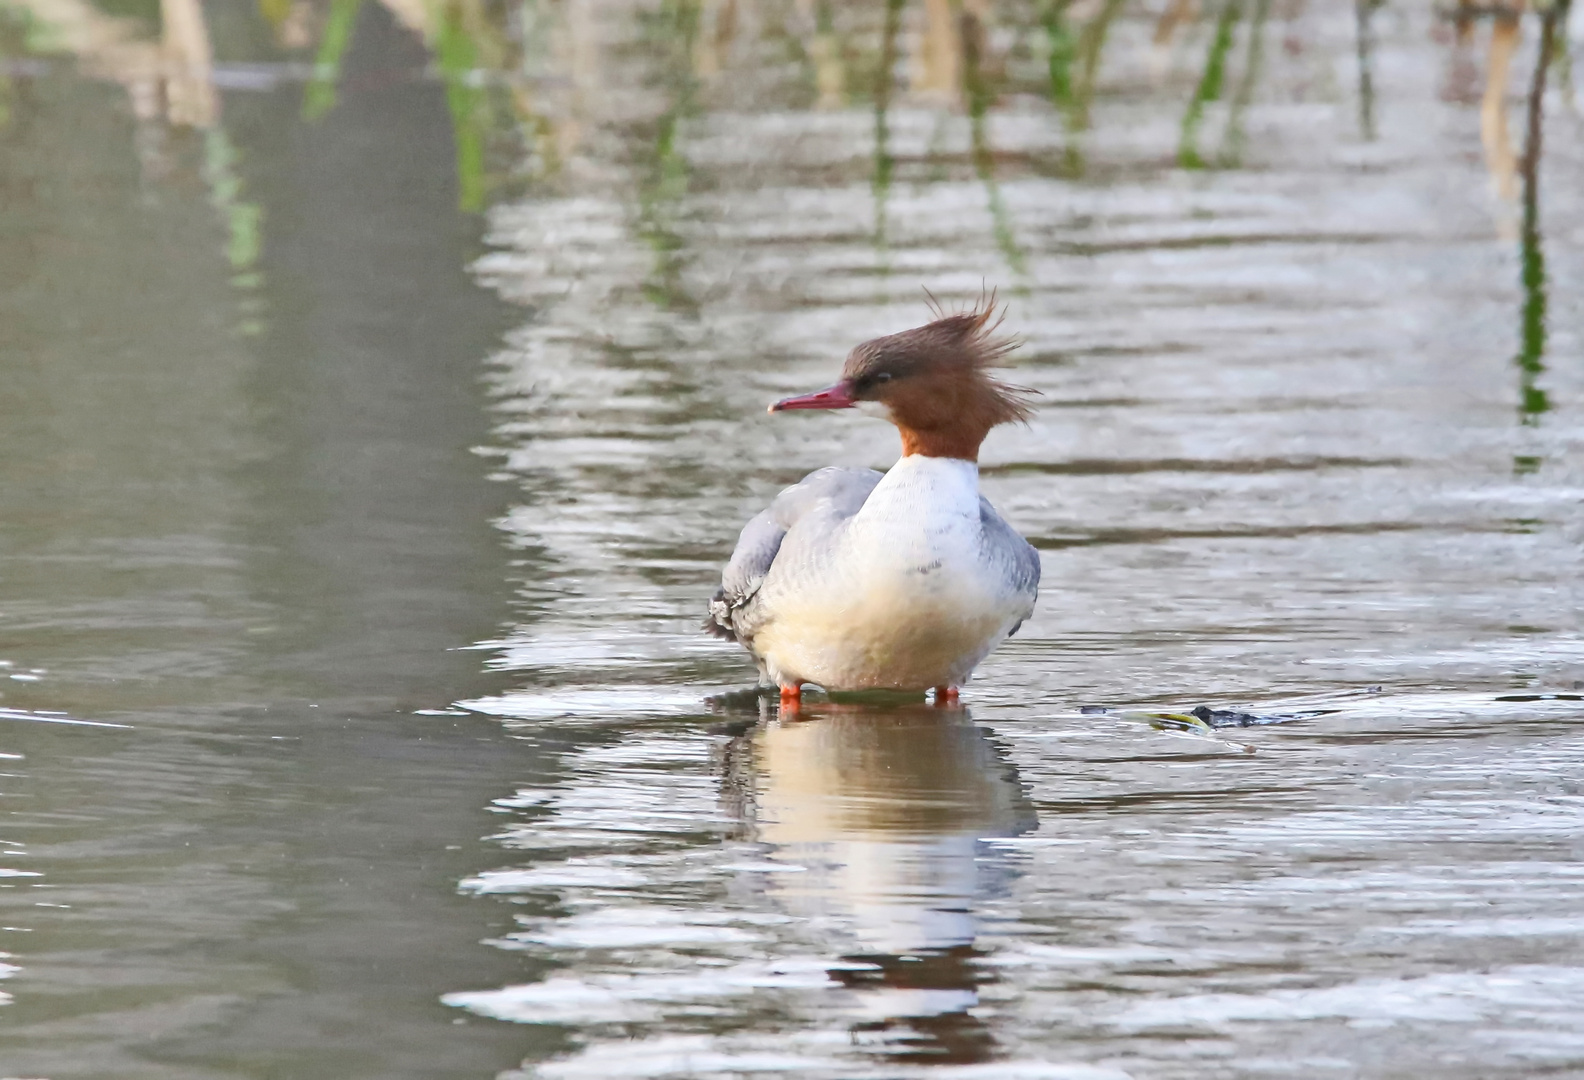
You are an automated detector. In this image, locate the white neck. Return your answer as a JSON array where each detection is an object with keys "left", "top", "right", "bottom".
[{"left": 853, "top": 456, "right": 981, "bottom": 529}]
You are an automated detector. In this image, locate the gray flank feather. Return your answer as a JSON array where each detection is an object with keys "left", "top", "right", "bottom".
[
  {"left": 980, "top": 495, "right": 1041, "bottom": 626},
  {"left": 705, "top": 467, "right": 882, "bottom": 643}
]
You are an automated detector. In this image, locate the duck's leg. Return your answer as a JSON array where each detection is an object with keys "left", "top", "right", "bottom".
[
  {"left": 931, "top": 685, "right": 959, "bottom": 705},
  {"left": 778, "top": 683, "right": 803, "bottom": 713}
]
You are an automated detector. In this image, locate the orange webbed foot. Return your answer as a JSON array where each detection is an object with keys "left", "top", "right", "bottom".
[
  {"left": 778, "top": 684, "right": 803, "bottom": 714},
  {"left": 931, "top": 685, "right": 960, "bottom": 706}
]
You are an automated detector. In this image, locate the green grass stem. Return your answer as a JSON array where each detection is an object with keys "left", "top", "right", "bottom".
[
  {"left": 1178, "top": 0, "right": 1240, "bottom": 168},
  {"left": 301, "top": 0, "right": 363, "bottom": 121}
]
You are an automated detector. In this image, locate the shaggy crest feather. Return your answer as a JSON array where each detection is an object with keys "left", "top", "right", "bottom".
[{"left": 843, "top": 290, "right": 1038, "bottom": 444}]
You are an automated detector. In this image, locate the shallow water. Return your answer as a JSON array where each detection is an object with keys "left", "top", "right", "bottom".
[{"left": 1, "top": 0, "right": 1582, "bottom": 1077}]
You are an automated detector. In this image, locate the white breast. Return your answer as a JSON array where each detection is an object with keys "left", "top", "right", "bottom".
[
  {"left": 752, "top": 456, "right": 1033, "bottom": 691},
  {"left": 845, "top": 455, "right": 985, "bottom": 583}
]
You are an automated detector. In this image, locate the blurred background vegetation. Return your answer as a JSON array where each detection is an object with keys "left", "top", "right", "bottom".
[
  {"left": 0, "top": 0, "right": 1575, "bottom": 416},
  {"left": 0, "top": 0, "right": 1573, "bottom": 214}
]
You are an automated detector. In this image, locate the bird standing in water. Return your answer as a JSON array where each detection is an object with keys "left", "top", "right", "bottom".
[{"left": 706, "top": 297, "right": 1040, "bottom": 708}]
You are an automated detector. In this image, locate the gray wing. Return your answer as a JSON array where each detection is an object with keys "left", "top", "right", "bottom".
[
  {"left": 706, "top": 467, "right": 882, "bottom": 644},
  {"left": 979, "top": 496, "right": 1041, "bottom": 636}
]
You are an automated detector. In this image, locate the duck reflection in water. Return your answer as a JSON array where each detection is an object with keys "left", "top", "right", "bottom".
[{"left": 717, "top": 700, "right": 1037, "bottom": 1065}]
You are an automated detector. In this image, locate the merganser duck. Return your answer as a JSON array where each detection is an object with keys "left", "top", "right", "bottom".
[{"left": 706, "top": 298, "right": 1040, "bottom": 708}]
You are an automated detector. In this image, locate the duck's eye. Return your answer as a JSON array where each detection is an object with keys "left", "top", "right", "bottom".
[{"left": 874, "top": 372, "right": 893, "bottom": 383}]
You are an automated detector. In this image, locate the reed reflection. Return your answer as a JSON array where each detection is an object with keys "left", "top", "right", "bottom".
[
  {"left": 723, "top": 702, "right": 1036, "bottom": 1065},
  {"left": 1512, "top": 0, "right": 1562, "bottom": 431}
]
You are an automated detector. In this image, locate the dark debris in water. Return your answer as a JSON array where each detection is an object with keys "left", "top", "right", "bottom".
[
  {"left": 1191, "top": 705, "right": 1336, "bottom": 727},
  {"left": 1082, "top": 703, "right": 1337, "bottom": 732}
]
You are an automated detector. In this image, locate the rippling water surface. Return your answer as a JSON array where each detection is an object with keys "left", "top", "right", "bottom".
[{"left": 1, "top": 0, "right": 1582, "bottom": 1076}]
